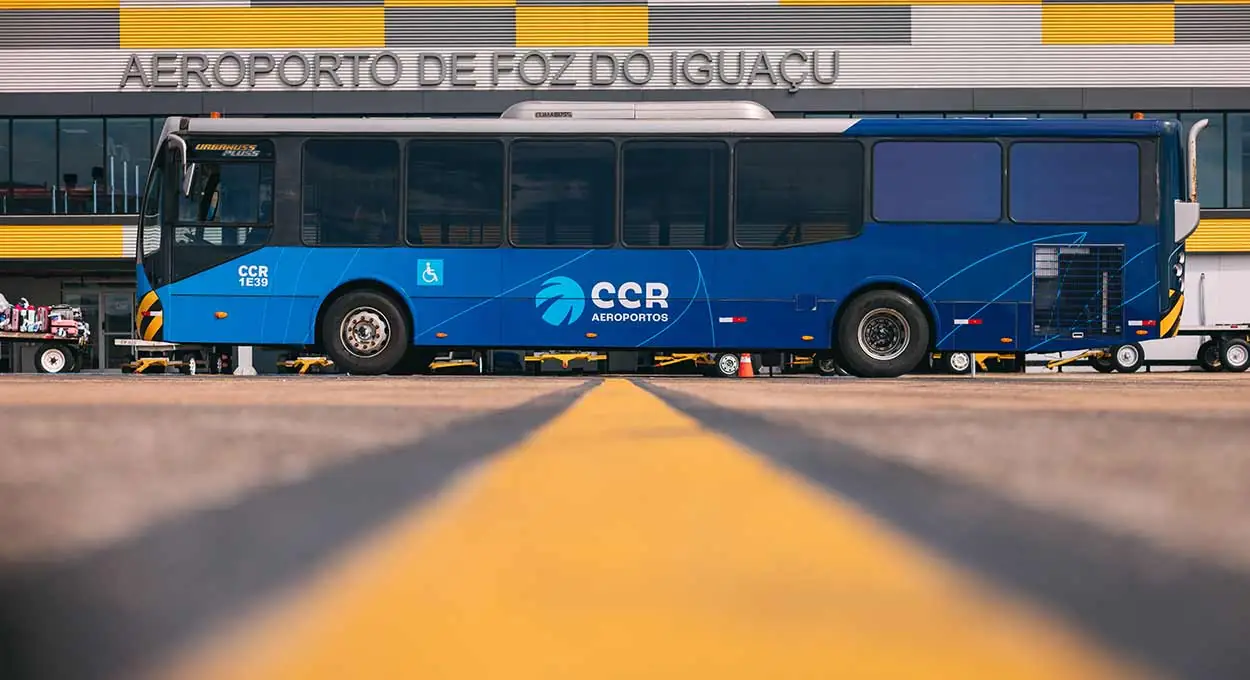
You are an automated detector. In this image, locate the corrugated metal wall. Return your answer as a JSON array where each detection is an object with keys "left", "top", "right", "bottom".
[{"left": 4, "top": 1, "right": 1250, "bottom": 91}]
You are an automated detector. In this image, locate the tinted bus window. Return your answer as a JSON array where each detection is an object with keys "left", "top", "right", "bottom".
[
  {"left": 735, "top": 140, "right": 864, "bottom": 248},
  {"left": 406, "top": 140, "right": 503, "bottom": 247},
  {"left": 302, "top": 139, "right": 400, "bottom": 246},
  {"left": 509, "top": 140, "right": 615, "bottom": 247},
  {"left": 622, "top": 141, "right": 729, "bottom": 248},
  {"left": 1009, "top": 141, "right": 1141, "bottom": 224},
  {"left": 872, "top": 141, "right": 1002, "bottom": 223}
]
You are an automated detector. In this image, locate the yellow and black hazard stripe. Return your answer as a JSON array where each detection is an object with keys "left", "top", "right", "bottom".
[
  {"left": 137, "top": 290, "right": 165, "bottom": 342},
  {"left": 1160, "top": 288, "right": 1184, "bottom": 339}
]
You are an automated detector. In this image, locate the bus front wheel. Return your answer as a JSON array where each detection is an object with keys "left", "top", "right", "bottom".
[
  {"left": 836, "top": 290, "right": 930, "bottom": 379},
  {"left": 322, "top": 290, "right": 410, "bottom": 375}
]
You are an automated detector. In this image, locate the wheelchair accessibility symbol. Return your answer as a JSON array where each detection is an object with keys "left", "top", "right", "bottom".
[{"left": 418, "top": 259, "right": 443, "bottom": 287}]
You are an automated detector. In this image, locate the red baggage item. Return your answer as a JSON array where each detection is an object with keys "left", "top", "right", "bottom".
[
  {"left": 36, "top": 306, "right": 49, "bottom": 333},
  {"left": 51, "top": 319, "right": 79, "bottom": 338}
]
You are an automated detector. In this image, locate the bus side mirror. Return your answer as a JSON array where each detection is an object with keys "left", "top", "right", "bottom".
[
  {"left": 182, "top": 163, "right": 197, "bottom": 197},
  {"left": 166, "top": 134, "right": 195, "bottom": 197}
]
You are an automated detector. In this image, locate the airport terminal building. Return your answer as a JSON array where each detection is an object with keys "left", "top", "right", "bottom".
[{"left": 3, "top": 3, "right": 1250, "bottom": 371}]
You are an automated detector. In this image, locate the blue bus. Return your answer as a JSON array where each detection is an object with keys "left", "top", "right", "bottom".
[{"left": 128, "top": 102, "right": 1208, "bottom": 378}]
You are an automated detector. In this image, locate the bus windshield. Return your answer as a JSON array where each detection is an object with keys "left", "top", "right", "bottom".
[{"left": 176, "top": 161, "right": 273, "bottom": 244}]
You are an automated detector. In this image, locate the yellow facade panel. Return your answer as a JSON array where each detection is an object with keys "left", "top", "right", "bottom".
[
  {"left": 0, "top": 0, "right": 117, "bottom": 8},
  {"left": 0, "top": 225, "right": 126, "bottom": 260},
  {"left": 1186, "top": 218, "right": 1250, "bottom": 253},
  {"left": 516, "top": 6, "right": 648, "bottom": 48},
  {"left": 1042, "top": 5, "right": 1174, "bottom": 45},
  {"left": 120, "top": 8, "right": 385, "bottom": 50}
]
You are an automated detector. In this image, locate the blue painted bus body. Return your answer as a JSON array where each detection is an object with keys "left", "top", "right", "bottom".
[{"left": 138, "top": 117, "right": 1186, "bottom": 356}]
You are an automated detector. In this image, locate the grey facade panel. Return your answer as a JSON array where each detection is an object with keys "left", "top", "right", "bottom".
[
  {"left": 384, "top": 8, "right": 515, "bottom": 48},
  {"left": 972, "top": 88, "right": 1084, "bottom": 111},
  {"left": 202, "top": 90, "right": 317, "bottom": 115},
  {"left": 863, "top": 89, "right": 975, "bottom": 112},
  {"left": 0, "top": 10, "right": 118, "bottom": 50},
  {"left": 90, "top": 93, "right": 204, "bottom": 117},
  {"left": 1192, "top": 88, "right": 1250, "bottom": 110},
  {"left": 750, "top": 89, "right": 866, "bottom": 114},
  {"left": 1176, "top": 6, "right": 1250, "bottom": 44},
  {"left": 312, "top": 91, "right": 427, "bottom": 115},
  {"left": 1083, "top": 88, "right": 1193, "bottom": 111},
  {"left": 648, "top": 8, "right": 910, "bottom": 47}
]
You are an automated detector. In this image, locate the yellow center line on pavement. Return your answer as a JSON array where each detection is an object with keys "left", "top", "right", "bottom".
[{"left": 156, "top": 378, "right": 1152, "bottom": 680}]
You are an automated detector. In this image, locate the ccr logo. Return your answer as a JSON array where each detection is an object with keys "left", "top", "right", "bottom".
[{"left": 535, "top": 276, "right": 586, "bottom": 326}]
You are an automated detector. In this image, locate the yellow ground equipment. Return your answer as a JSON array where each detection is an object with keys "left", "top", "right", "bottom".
[
  {"left": 525, "top": 351, "right": 607, "bottom": 373},
  {"left": 277, "top": 356, "right": 335, "bottom": 374}
]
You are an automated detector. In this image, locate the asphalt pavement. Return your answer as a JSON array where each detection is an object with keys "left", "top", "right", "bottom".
[{"left": 1, "top": 372, "right": 1247, "bottom": 680}]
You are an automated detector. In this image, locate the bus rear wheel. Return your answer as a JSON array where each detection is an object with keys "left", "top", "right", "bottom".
[
  {"left": 836, "top": 290, "right": 930, "bottom": 378},
  {"left": 322, "top": 290, "right": 410, "bottom": 375}
]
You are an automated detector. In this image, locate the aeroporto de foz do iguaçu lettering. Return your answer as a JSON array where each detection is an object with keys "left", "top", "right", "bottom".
[{"left": 119, "top": 49, "right": 840, "bottom": 92}]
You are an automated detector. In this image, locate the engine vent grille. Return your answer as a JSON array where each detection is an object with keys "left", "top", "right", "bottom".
[{"left": 1033, "top": 245, "right": 1125, "bottom": 338}]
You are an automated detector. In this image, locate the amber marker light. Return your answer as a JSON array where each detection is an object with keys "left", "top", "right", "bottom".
[
  {"left": 1132, "top": 112, "right": 1145, "bottom": 120},
  {"left": 214, "top": 311, "right": 227, "bottom": 319},
  {"left": 801, "top": 335, "right": 814, "bottom": 341},
  {"left": 585, "top": 332, "right": 598, "bottom": 339},
  {"left": 435, "top": 332, "right": 448, "bottom": 339}
]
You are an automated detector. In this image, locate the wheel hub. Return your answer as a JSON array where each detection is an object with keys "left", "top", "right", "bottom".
[
  {"left": 857, "top": 309, "right": 910, "bottom": 362},
  {"left": 41, "top": 350, "right": 65, "bottom": 372},
  {"left": 1227, "top": 344, "right": 1248, "bottom": 367},
  {"left": 949, "top": 352, "right": 971, "bottom": 372},
  {"left": 1117, "top": 345, "right": 1139, "bottom": 365},
  {"left": 718, "top": 354, "right": 739, "bottom": 375},
  {"left": 340, "top": 308, "right": 391, "bottom": 358}
]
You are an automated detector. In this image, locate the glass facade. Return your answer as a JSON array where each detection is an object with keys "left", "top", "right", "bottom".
[{"left": 1, "top": 112, "right": 1249, "bottom": 216}]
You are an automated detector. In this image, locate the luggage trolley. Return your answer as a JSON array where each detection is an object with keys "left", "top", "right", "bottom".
[{"left": 0, "top": 297, "right": 93, "bottom": 374}]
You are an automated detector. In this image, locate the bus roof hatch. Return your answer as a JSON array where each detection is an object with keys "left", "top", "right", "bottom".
[{"left": 499, "top": 100, "right": 776, "bottom": 120}]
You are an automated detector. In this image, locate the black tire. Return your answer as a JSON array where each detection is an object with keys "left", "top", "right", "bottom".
[
  {"left": 1090, "top": 354, "right": 1115, "bottom": 373},
  {"left": 836, "top": 290, "right": 930, "bottom": 378},
  {"left": 712, "top": 352, "right": 740, "bottom": 378},
  {"left": 815, "top": 356, "right": 841, "bottom": 377},
  {"left": 34, "top": 344, "right": 73, "bottom": 374},
  {"left": 321, "top": 290, "right": 410, "bottom": 375},
  {"left": 1197, "top": 339, "right": 1222, "bottom": 372},
  {"left": 942, "top": 351, "right": 973, "bottom": 375},
  {"left": 1220, "top": 338, "right": 1250, "bottom": 373},
  {"left": 1111, "top": 342, "right": 1144, "bottom": 373}
]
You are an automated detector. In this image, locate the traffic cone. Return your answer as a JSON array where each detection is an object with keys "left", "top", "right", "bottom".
[{"left": 738, "top": 353, "right": 755, "bottom": 378}]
